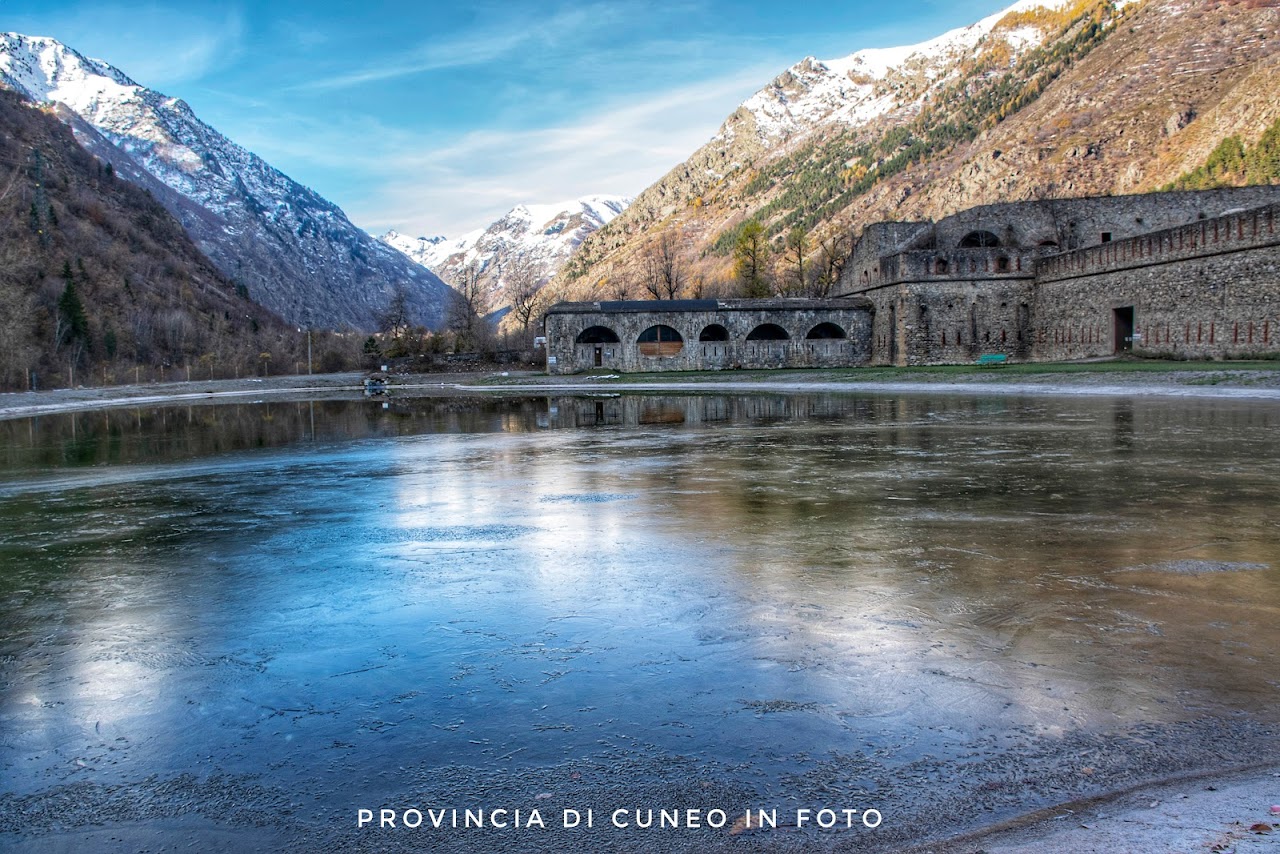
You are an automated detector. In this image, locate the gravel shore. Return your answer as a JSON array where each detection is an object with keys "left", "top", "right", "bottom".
[{"left": 3, "top": 363, "right": 1280, "bottom": 422}]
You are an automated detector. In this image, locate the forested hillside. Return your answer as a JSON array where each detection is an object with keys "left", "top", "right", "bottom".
[
  {"left": 1163, "top": 115, "right": 1280, "bottom": 190},
  {"left": 0, "top": 90, "right": 351, "bottom": 391}
]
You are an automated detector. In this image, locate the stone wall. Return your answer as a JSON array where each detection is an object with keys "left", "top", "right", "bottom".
[
  {"left": 929, "top": 185, "right": 1280, "bottom": 253},
  {"left": 841, "top": 190, "right": 1280, "bottom": 366},
  {"left": 544, "top": 299, "right": 873, "bottom": 374},
  {"left": 847, "top": 221, "right": 931, "bottom": 290},
  {"left": 1033, "top": 204, "right": 1280, "bottom": 360},
  {"left": 839, "top": 186, "right": 1280, "bottom": 296},
  {"left": 861, "top": 279, "right": 1035, "bottom": 367}
]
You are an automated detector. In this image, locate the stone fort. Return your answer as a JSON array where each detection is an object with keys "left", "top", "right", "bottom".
[{"left": 544, "top": 185, "right": 1280, "bottom": 373}]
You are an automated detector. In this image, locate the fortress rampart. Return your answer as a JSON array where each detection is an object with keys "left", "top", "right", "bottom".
[
  {"left": 543, "top": 187, "right": 1280, "bottom": 373},
  {"left": 839, "top": 188, "right": 1280, "bottom": 366}
]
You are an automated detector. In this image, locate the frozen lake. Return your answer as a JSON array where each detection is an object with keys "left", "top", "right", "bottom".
[{"left": 1, "top": 391, "right": 1278, "bottom": 852}]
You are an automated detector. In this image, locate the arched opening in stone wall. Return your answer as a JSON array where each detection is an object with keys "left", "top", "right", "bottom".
[
  {"left": 805, "top": 322, "right": 846, "bottom": 339},
  {"left": 576, "top": 326, "right": 620, "bottom": 344},
  {"left": 638, "top": 325, "right": 684, "bottom": 357},
  {"left": 698, "top": 324, "right": 730, "bottom": 342},
  {"left": 746, "top": 324, "right": 790, "bottom": 341},
  {"left": 958, "top": 230, "right": 1001, "bottom": 248}
]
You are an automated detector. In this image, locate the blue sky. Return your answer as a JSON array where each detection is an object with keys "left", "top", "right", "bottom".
[{"left": 6, "top": 1, "right": 1018, "bottom": 237}]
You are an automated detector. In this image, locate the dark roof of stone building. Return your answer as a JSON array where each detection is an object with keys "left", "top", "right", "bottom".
[{"left": 546, "top": 298, "right": 869, "bottom": 314}]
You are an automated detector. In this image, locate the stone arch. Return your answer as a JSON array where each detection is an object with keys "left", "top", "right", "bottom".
[
  {"left": 958, "top": 230, "right": 1001, "bottom": 248},
  {"left": 698, "top": 323, "right": 730, "bottom": 342},
  {"left": 576, "top": 326, "right": 620, "bottom": 344},
  {"left": 746, "top": 323, "right": 789, "bottom": 341},
  {"left": 638, "top": 324, "right": 684, "bottom": 357},
  {"left": 805, "top": 322, "right": 846, "bottom": 339}
]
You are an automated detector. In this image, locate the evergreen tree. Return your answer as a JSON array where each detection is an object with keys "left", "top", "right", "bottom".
[
  {"left": 58, "top": 262, "right": 89, "bottom": 344},
  {"left": 734, "top": 220, "right": 772, "bottom": 298},
  {"left": 1245, "top": 118, "right": 1280, "bottom": 185},
  {"left": 362, "top": 335, "right": 382, "bottom": 368}
]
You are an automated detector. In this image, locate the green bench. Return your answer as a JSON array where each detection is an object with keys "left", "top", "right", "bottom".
[{"left": 976, "top": 354, "right": 1008, "bottom": 367}]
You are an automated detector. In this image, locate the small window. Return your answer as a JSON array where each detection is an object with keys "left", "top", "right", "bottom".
[
  {"left": 1101, "top": 232, "right": 1112, "bottom": 243},
  {"left": 959, "top": 230, "right": 1000, "bottom": 248},
  {"left": 746, "top": 323, "right": 789, "bottom": 341},
  {"left": 805, "top": 322, "right": 846, "bottom": 340},
  {"left": 576, "top": 326, "right": 620, "bottom": 344},
  {"left": 698, "top": 324, "right": 729, "bottom": 342},
  {"left": 935, "top": 258, "right": 949, "bottom": 274},
  {"left": 996, "top": 256, "right": 1010, "bottom": 272}
]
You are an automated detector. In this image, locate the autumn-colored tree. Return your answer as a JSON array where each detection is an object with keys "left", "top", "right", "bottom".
[{"left": 734, "top": 220, "right": 772, "bottom": 298}]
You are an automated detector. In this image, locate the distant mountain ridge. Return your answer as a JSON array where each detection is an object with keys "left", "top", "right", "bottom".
[
  {"left": 0, "top": 33, "right": 452, "bottom": 331},
  {"left": 382, "top": 195, "right": 629, "bottom": 312}
]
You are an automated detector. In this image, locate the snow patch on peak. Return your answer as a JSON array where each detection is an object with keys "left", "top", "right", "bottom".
[
  {"left": 380, "top": 194, "right": 631, "bottom": 305},
  {"left": 724, "top": 0, "right": 1079, "bottom": 145}
]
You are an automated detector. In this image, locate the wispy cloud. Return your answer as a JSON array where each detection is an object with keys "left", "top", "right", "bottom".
[
  {"left": 292, "top": 2, "right": 631, "bottom": 92},
  {"left": 341, "top": 64, "right": 779, "bottom": 236}
]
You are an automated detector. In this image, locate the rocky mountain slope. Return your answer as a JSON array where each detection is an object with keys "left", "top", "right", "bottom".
[
  {"left": 557, "top": 0, "right": 1280, "bottom": 299},
  {"left": 0, "top": 33, "right": 452, "bottom": 331},
  {"left": 0, "top": 88, "right": 316, "bottom": 390},
  {"left": 382, "top": 195, "right": 628, "bottom": 312}
]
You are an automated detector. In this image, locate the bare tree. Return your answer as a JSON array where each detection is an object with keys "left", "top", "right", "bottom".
[
  {"left": 640, "top": 253, "right": 663, "bottom": 300},
  {"left": 809, "top": 233, "right": 849, "bottom": 298},
  {"left": 505, "top": 257, "right": 545, "bottom": 333},
  {"left": 0, "top": 265, "right": 35, "bottom": 389},
  {"left": 781, "top": 226, "right": 807, "bottom": 296},
  {"left": 379, "top": 283, "right": 413, "bottom": 343},
  {"left": 447, "top": 262, "right": 491, "bottom": 352},
  {"left": 607, "top": 270, "right": 632, "bottom": 301},
  {"left": 641, "top": 231, "right": 685, "bottom": 300}
]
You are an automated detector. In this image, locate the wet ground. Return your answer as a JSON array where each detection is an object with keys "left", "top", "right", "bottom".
[{"left": 0, "top": 392, "right": 1277, "bottom": 852}]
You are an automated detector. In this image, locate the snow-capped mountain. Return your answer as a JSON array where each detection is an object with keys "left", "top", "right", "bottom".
[
  {"left": 0, "top": 33, "right": 451, "bottom": 330},
  {"left": 381, "top": 195, "right": 629, "bottom": 308},
  {"left": 563, "top": 0, "right": 1156, "bottom": 294},
  {"left": 724, "top": 0, "right": 1118, "bottom": 147}
]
